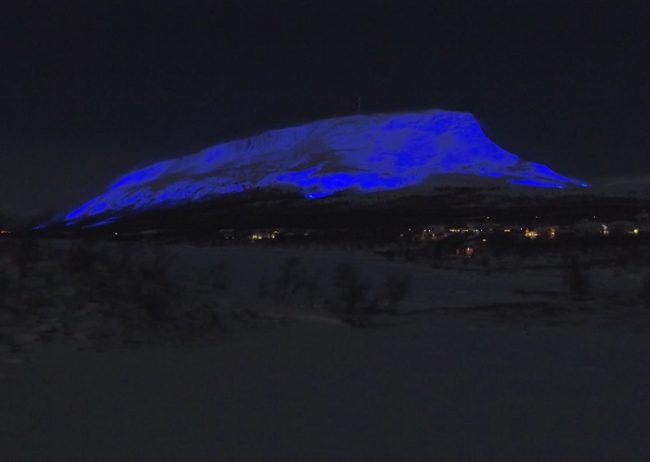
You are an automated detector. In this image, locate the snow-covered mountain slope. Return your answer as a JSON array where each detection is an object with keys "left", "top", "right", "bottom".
[
  {"left": 586, "top": 175, "right": 650, "bottom": 198},
  {"left": 59, "top": 110, "right": 588, "bottom": 225}
]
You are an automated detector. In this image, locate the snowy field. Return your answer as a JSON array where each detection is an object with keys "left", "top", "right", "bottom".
[{"left": 2, "top": 238, "right": 650, "bottom": 460}]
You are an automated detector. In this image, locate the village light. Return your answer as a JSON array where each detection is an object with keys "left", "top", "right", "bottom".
[{"left": 524, "top": 228, "right": 539, "bottom": 239}]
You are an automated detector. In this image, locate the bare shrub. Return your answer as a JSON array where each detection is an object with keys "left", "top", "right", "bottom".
[
  {"left": 211, "top": 260, "right": 229, "bottom": 290},
  {"left": 139, "top": 289, "right": 172, "bottom": 325},
  {"left": 480, "top": 255, "right": 491, "bottom": 275},
  {"left": 428, "top": 245, "right": 443, "bottom": 268},
  {"left": 332, "top": 262, "right": 368, "bottom": 314},
  {"left": 639, "top": 272, "right": 650, "bottom": 306},
  {"left": 14, "top": 238, "right": 41, "bottom": 273},
  {"left": 299, "top": 275, "right": 321, "bottom": 310},
  {"left": 180, "top": 303, "right": 223, "bottom": 337},
  {"left": 0, "top": 262, "right": 10, "bottom": 295},
  {"left": 563, "top": 255, "right": 590, "bottom": 297},
  {"left": 123, "top": 251, "right": 177, "bottom": 325},
  {"left": 65, "top": 240, "right": 111, "bottom": 272},
  {"left": 115, "top": 242, "right": 135, "bottom": 272},
  {"left": 385, "top": 271, "right": 411, "bottom": 310},
  {"left": 257, "top": 274, "right": 269, "bottom": 299},
  {"left": 273, "top": 257, "right": 302, "bottom": 302}
]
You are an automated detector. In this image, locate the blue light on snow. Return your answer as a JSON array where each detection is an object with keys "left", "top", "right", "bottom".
[
  {"left": 54, "top": 110, "right": 588, "bottom": 226},
  {"left": 83, "top": 216, "right": 120, "bottom": 228}
]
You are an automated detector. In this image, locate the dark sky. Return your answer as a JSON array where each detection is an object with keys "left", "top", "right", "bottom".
[{"left": 2, "top": 0, "right": 649, "bottom": 213}]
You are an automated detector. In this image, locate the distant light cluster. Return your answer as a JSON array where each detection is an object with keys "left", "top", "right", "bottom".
[{"left": 57, "top": 110, "right": 588, "bottom": 226}]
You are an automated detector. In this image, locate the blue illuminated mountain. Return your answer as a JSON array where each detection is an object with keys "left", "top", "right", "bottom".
[{"left": 60, "top": 110, "right": 587, "bottom": 226}]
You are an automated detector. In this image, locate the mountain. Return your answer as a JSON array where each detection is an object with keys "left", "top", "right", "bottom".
[
  {"left": 54, "top": 110, "right": 588, "bottom": 227},
  {"left": 587, "top": 175, "right": 650, "bottom": 197}
]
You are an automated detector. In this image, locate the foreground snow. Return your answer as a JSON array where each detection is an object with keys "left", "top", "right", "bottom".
[
  {"left": 2, "top": 317, "right": 650, "bottom": 461},
  {"left": 2, "top": 239, "right": 650, "bottom": 460}
]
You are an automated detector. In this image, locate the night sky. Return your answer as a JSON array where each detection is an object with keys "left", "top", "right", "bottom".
[{"left": 2, "top": 0, "right": 649, "bottom": 214}]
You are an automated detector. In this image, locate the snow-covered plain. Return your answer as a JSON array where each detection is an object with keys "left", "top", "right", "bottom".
[{"left": 2, "top": 239, "right": 650, "bottom": 461}]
